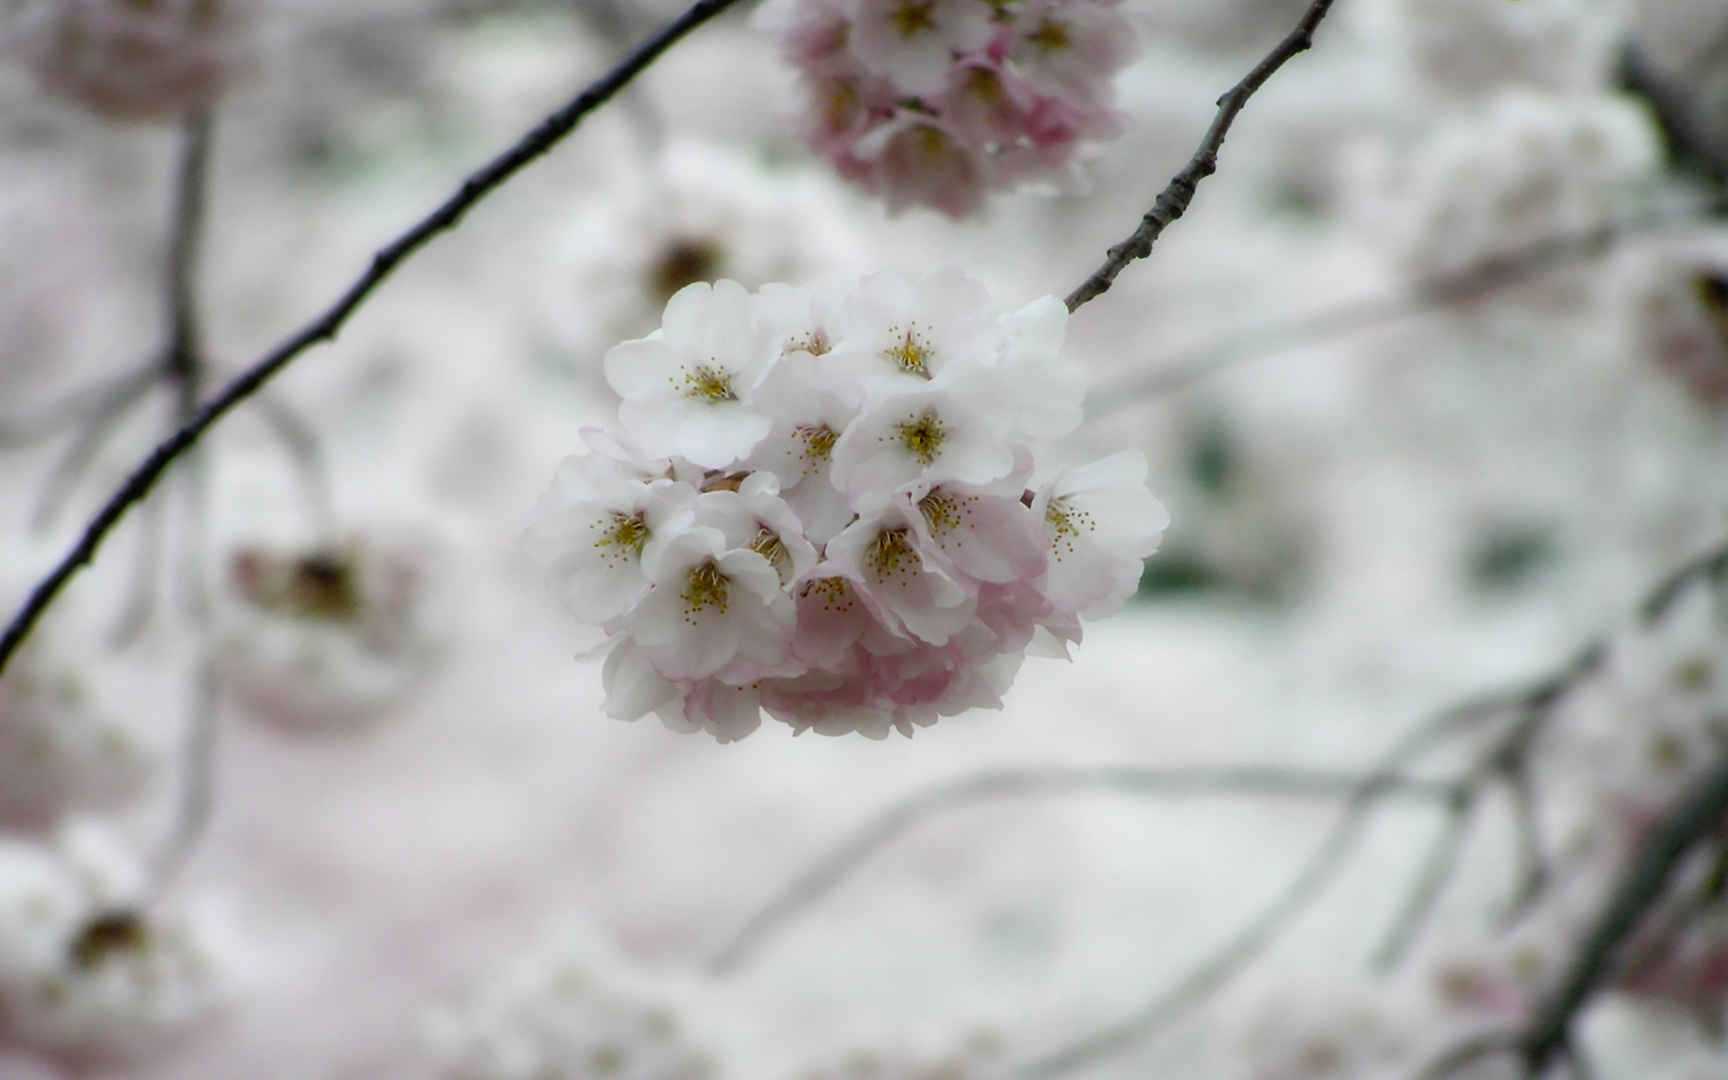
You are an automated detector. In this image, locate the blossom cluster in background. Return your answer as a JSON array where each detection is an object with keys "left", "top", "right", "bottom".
[
  {"left": 756, "top": 0, "right": 1138, "bottom": 217},
  {"left": 1, "top": 0, "right": 243, "bottom": 122},
  {"left": 527, "top": 269, "right": 1167, "bottom": 741}
]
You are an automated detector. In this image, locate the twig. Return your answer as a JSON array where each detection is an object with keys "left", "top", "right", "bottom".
[
  {"left": 0, "top": 0, "right": 743, "bottom": 679},
  {"left": 1064, "top": 0, "right": 1338, "bottom": 312},
  {"left": 707, "top": 764, "right": 1461, "bottom": 977},
  {"left": 1086, "top": 194, "right": 1728, "bottom": 413},
  {"left": 1371, "top": 784, "right": 1479, "bottom": 970},
  {"left": 1014, "top": 705, "right": 1489, "bottom": 1078},
  {"left": 1517, "top": 751, "right": 1728, "bottom": 1073},
  {"left": 144, "top": 658, "right": 221, "bottom": 901}
]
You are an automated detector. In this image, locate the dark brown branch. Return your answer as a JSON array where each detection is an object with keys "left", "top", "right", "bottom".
[
  {"left": 1517, "top": 751, "right": 1728, "bottom": 1073},
  {"left": 0, "top": 0, "right": 743, "bottom": 678},
  {"left": 1064, "top": 0, "right": 1338, "bottom": 312},
  {"left": 707, "top": 764, "right": 1460, "bottom": 977}
]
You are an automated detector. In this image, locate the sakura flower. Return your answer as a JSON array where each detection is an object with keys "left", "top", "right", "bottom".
[
  {"left": 212, "top": 532, "right": 444, "bottom": 734},
  {"left": 896, "top": 469, "right": 1048, "bottom": 586},
  {"left": 423, "top": 921, "right": 718, "bottom": 1080},
  {"left": 0, "top": 824, "right": 235, "bottom": 1068},
  {"left": 829, "top": 379, "right": 1015, "bottom": 497},
  {"left": 827, "top": 268, "right": 1003, "bottom": 388},
  {"left": 850, "top": 0, "right": 993, "bottom": 97},
  {"left": 8, "top": 0, "right": 243, "bottom": 122},
  {"left": 759, "top": 0, "right": 1138, "bottom": 216},
  {"left": 524, "top": 436, "right": 699, "bottom": 626},
  {"left": 1005, "top": 0, "right": 1136, "bottom": 108},
  {"left": 628, "top": 527, "right": 796, "bottom": 683},
  {"left": 1033, "top": 451, "right": 1171, "bottom": 621},
  {"left": 0, "top": 641, "right": 152, "bottom": 831},
  {"left": 606, "top": 280, "right": 781, "bottom": 469},
  {"left": 819, "top": 507, "right": 976, "bottom": 647}
]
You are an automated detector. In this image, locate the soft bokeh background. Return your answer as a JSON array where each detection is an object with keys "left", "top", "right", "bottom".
[{"left": 2, "top": 0, "right": 1727, "bottom": 1076}]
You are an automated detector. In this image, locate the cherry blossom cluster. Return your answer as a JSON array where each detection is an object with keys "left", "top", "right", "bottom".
[
  {"left": 211, "top": 533, "right": 443, "bottom": 735},
  {"left": 755, "top": 0, "right": 1138, "bottom": 217},
  {"left": 1346, "top": 88, "right": 1659, "bottom": 290},
  {"left": 0, "top": 823, "right": 234, "bottom": 1069},
  {"left": 0, "top": 631, "right": 152, "bottom": 831},
  {"left": 422, "top": 923, "right": 718, "bottom": 1080},
  {"left": 527, "top": 270, "right": 1167, "bottom": 742},
  {"left": 1370, "top": 0, "right": 1624, "bottom": 101},
  {"left": 1, "top": 0, "right": 242, "bottom": 122}
]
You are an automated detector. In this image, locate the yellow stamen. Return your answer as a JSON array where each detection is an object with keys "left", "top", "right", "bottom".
[
  {"left": 750, "top": 527, "right": 793, "bottom": 584},
  {"left": 679, "top": 363, "right": 737, "bottom": 402},
  {"left": 1045, "top": 497, "right": 1096, "bottom": 561},
  {"left": 893, "top": 408, "right": 946, "bottom": 465},
  {"left": 1026, "top": 17, "right": 1071, "bottom": 50},
  {"left": 681, "top": 561, "right": 730, "bottom": 623},
  {"left": 880, "top": 324, "right": 934, "bottom": 378},
  {"left": 888, "top": 0, "right": 936, "bottom": 38},
  {"left": 865, "top": 528, "right": 917, "bottom": 583},
  {"left": 594, "top": 511, "right": 650, "bottom": 569}
]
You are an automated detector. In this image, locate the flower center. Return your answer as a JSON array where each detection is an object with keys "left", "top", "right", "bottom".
[
  {"left": 865, "top": 527, "right": 917, "bottom": 582},
  {"left": 1026, "top": 18, "right": 1071, "bottom": 51},
  {"left": 681, "top": 561, "right": 730, "bottom": 622},
  {"left": 794, "top": 423, "right": 838, "bottom": 470},
  {"left": 681, "top": 362, "right": 737, "bottom": 402},
  {"left": 894, "top": 408, "right": 947, "bottom": 465},
  {"left": 750, "top": 527, "right": 793, "bottom": 584},
  {"left": 799, "top": 576, "right": 856, "bottom": 613},
  {"left": 1045, "top": 497, "right": 1095, "bottom": 560},
  {"left": 917, "top": 488, "right": 973, "bottom": 540},
  {"left": 888, "top": 0, "right": 936, "bottom": 38},
  {"left": 881, "top": 324, "right": 934, "bottom": 378},
  {"left": 594, "top": 511, "right": 649, "bottom": 569},
  {"left": 784, "top": 329, "right": 832, "bottom": 357}
]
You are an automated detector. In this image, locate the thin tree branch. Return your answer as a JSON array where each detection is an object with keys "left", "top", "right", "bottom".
[
  {"left": 250, "top": 392, "right": 337, "bottom": 536},
  {"left": 1517, "top": 751, "right": 1728, "bottom": 1073},
  {"left": 1087, "top": 194, "right": 1728, "bottom": 413},
  {"left": 0, "top": 0, "right": 742, "bottom": 679},
  {"left": 1371, "top": 784, "right": 1479, "bottom": 970},
  {"left": 0, "top": 367, "right": 156, "bottom": 448},
  {"left": 144, "top": 658, "right": 221, "bottom": 901},
  {"left": 707, "top": 764, "right": 1460, "bottom": 977},
  {"left": 1014, "top": 705, "right": 1489, "bottom": 1078},
  {"left": 1064, "top": 0, "right": 1339, "bottom": 312}
]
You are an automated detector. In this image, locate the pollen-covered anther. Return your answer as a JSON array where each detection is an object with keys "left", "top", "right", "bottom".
[
  {"left": 800, "top": 575, "right": 856, "bottom": 613},
  {"left": 893, "top": 409, "right": 946, "bottom": 465},
  {"left": 680, "top": 561, "right": 731, "bottom": 623},
  {"left": 888, "top": 0, "right": 937, "bottom": 38},
  {"left": 794, "top": 424, "right": 839, "bottom": 471},
  {"left": 1045, "top": 497, "right": 1095, "bottom": 559},
  {"left": 865, "top": 528, "right": 918, "bottom": 585},
  {"left": 679, "top": 362, "right": 738, "bottom": 402},
  {"left": 880, "top": 324, "right": 934, "bottom": 378},
  {"left": 918, "top": 489, "right": 975, "bottom": 549},
  {"left": 1026, "top": 17, "right": 1071, "bottom": 51},
  {"left": 592, "top": 511, "right": 650, "bottom": 568},
  {"left": 750, "top": 527, "right": 793, "bottom": 584}
]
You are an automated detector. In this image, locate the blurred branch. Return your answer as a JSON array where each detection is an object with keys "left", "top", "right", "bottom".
[
  {"left": 1065, "top": 0, "right": 1338, "bottom": 312},
  {"left": 707, "top": 763, "right": 1462, "bottom": 977},
  {"left": 1518, "top": 752, "right": 1728, "bottom": 1074},
  {"left": 1014, "top": 538, "right": 1728, "bottom": 1078},
  {"left": 1015, "top": 700, "right": 1501, "bottom": 1079},
  {"left": 1088, "top": 194, "right": 1728, "bottom": 412},
  {"left": 0, "top": 0, "right": 743, "bottom": 678}
]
